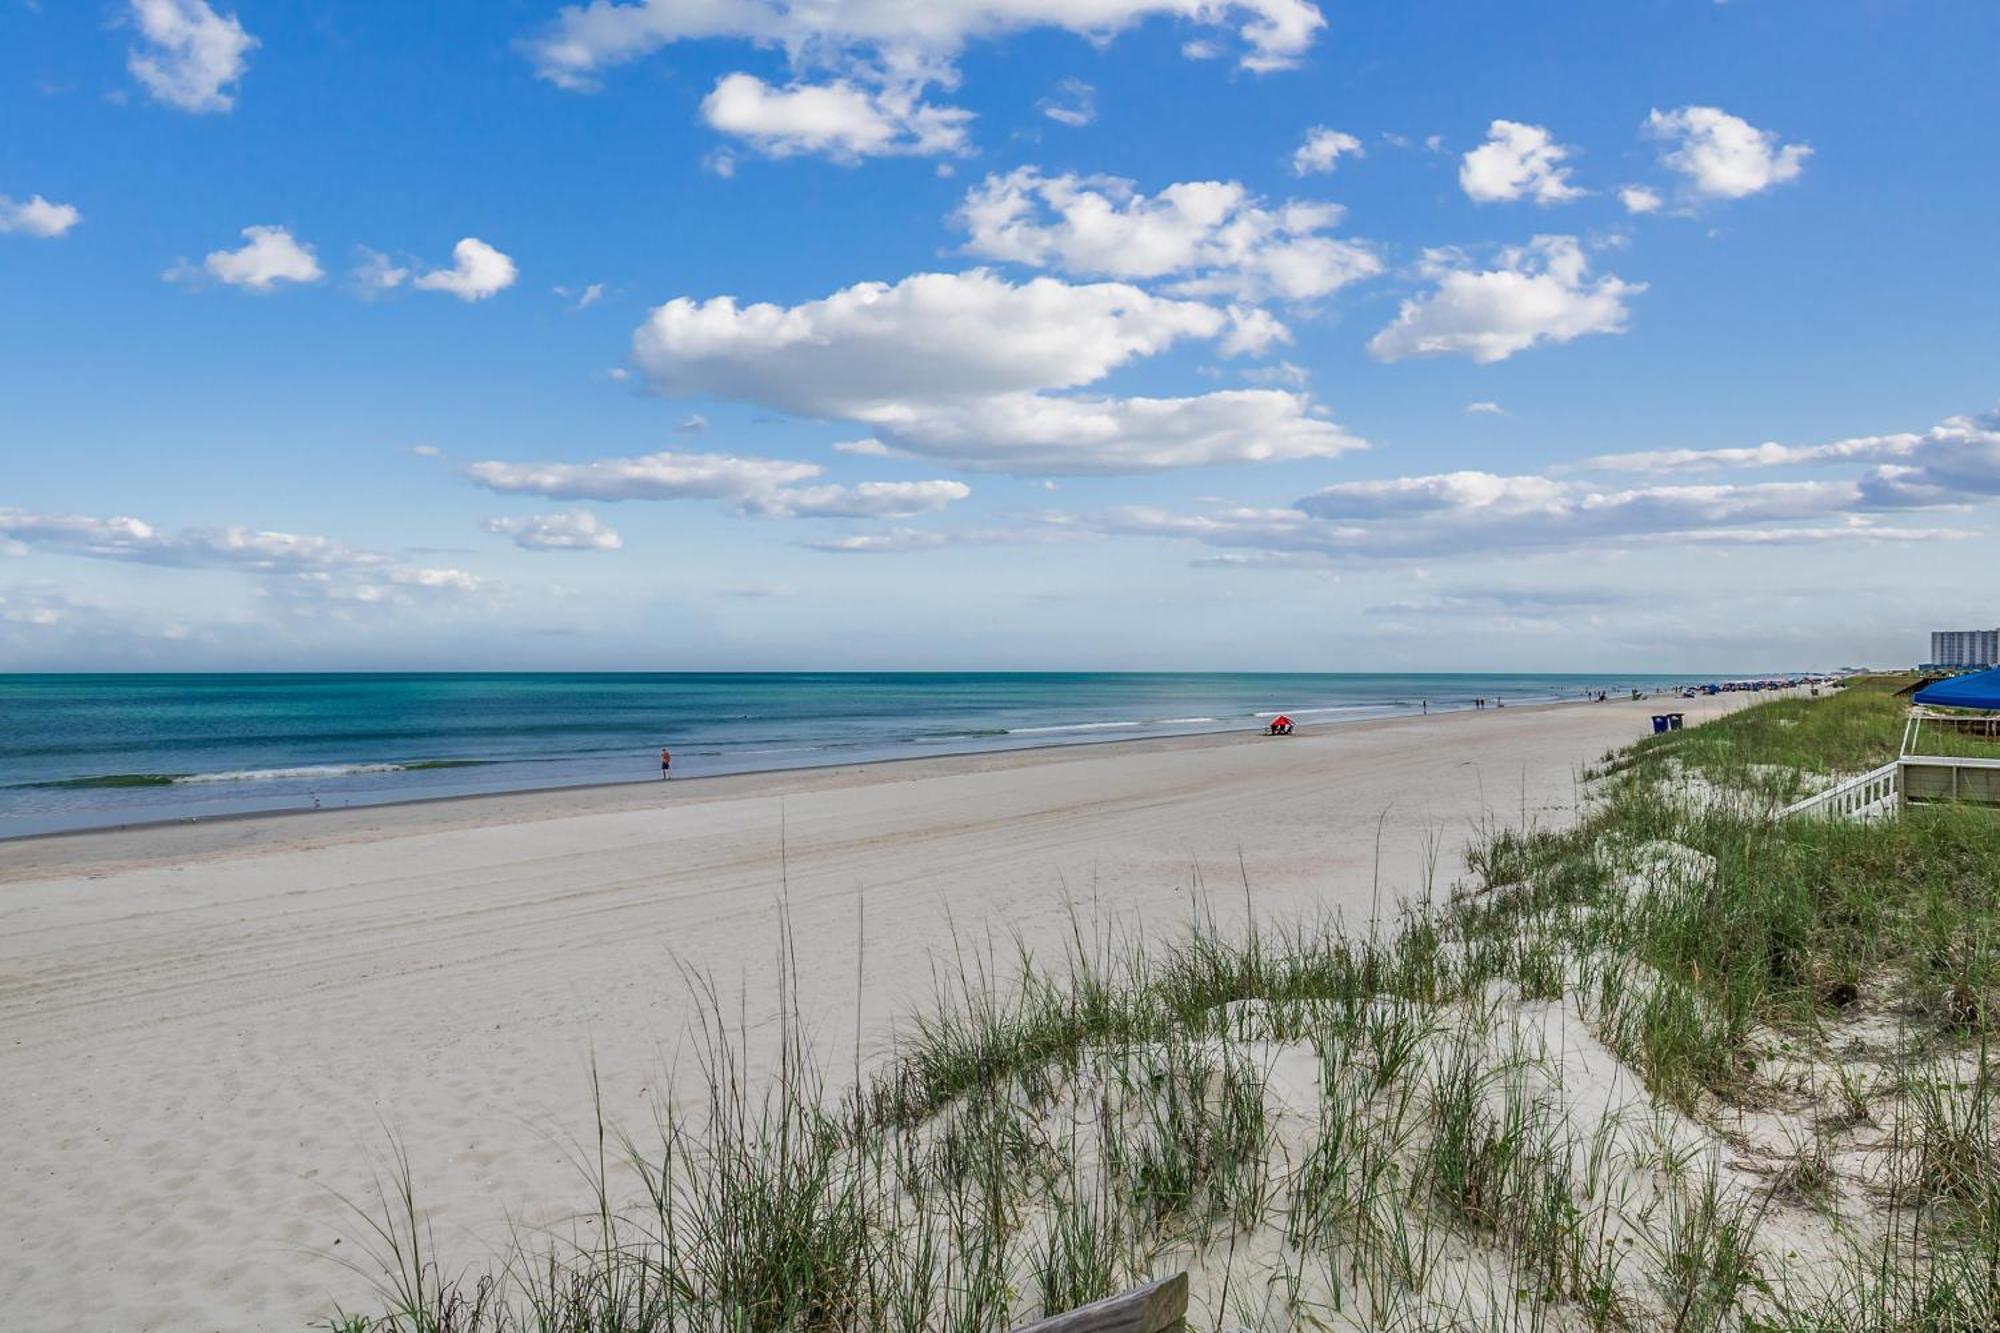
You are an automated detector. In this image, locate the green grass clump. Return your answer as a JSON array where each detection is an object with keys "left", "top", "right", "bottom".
[{"left": 326, "top": 686, "right": 2000, "bottom": 1333}]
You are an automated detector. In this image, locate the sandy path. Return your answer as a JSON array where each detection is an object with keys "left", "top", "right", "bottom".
[{"left": 0, "top": 693, "right": 1753, "bottom": 1331}]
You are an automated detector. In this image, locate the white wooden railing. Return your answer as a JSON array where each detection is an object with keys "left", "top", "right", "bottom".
[{"left": 1776, "top": 760, "right": 1902, "bottom": 822}]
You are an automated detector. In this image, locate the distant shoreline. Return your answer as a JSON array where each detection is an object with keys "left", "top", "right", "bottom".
[
  {"left": 3, "top": 671, "right": 1753, "bottom": 844},
  {"left": 0, "top": 688, "right": 1648, "bottom": 877}
]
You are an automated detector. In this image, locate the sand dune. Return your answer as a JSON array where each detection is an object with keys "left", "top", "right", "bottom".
[{"left": 0, "top": 694, "right": 1753, "bottom": 1331}]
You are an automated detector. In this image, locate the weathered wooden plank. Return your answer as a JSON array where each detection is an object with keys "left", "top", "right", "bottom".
[
  {"left": 1904, "top": 759, "right": 2000, "bottom": 806},
  {"left": 1011, "top": 1273, "right": 1189, "bottom": 1333}
]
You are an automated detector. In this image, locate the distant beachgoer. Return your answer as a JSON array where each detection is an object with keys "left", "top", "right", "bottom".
[
  {"left": 660, "top": 746, "right": 672, "bottom": 781},
  {"left": 1421, "top": 699, "right": 1428, "bottom": 715}
]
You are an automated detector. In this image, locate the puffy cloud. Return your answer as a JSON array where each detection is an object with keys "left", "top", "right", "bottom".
[
  {"left": 1582, "top": 414, "right": 2000, "bottom": 494},
  {"left": 1618, "top": 185, "right": 1662, "bottom": 215},
  {"left": 464, "top": 448, "right": 973, "bottom": 517},
  {"left": 1094, "top": 479, "right": 1934, "bottom": 564},
  {"left": 0, "top": 194, "right": 82, "bottom": 238},
  {"left": 700, "top": 73, "right": 971, "bottom": 159},
  {"left": 740, "top": 479, "right": 972, "bottom": 518},
  {"left": 1367, "top": 236, "right": 1640, "bottom": 364},
  {"left": 628, "top": 268, "right": 1364, "bottom": 473},
  {"left": 1079, "top": 409, "right": 2000, "bottom": 563},
  {"left": 127, "top": 0, "right": 255, "bottom": 113},
  {"left": 483, "top": 509, "right": 625, "bottom": 551},
  {"left": 1291, "top": 126, "right": 1362, "bottom": 175},
  {"left": 861, "top": 389, "right": 1364, "bottom": 474},
  {"left": 1644, "top": 106, "right": 1809, "bottom": 200},
  {"left": 955, "top": 169, "right": 1381, "bottom": 303},
  {"left": 1039, "top": 77, "right": 1095, "bottom": 128},
  {"left": 524, "top": 2, "right": 1320, "bottom": 161},
  {"left": 170, "top": 225, "right": 324, "bottom": 292},
  {"left": 634, "top": 269, "right": 1229, "bottom": 418},
  {"left": 467, "top": 450, "right": 821, "bottom": 502},
  {"left": 0, "top": 507, "right": 483, "bottom": 601},
  {"left": 1459, "top": 120, "right": 1585, "bottom": 204},
  {"left": 1585, "top": 435, "right": 1922, "bottom": 475},
  {"left": 1851, "top": 412, "right": 2000, "bottom": 507},
  {"left": 0, "top": 509, "right": 370, "bottom": 571},
  {"left": 522, "top": 1, "right": 1326, "bottom": 90},
  {"left": 414, "top": 237, "right": 518, "bottom": 301}
]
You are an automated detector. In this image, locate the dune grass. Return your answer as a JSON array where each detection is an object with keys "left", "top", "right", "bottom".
[{"left": 326, "top": 688, "right": 2000, "bottom": 1332}]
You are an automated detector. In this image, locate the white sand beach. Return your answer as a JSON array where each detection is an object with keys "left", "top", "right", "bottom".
[{"left": 0, "top": 695, "right": 1756, "bottom": 1331}]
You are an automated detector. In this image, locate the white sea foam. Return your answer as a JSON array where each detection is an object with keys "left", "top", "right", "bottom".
[
  {"left": 1252, "top": 705, "right": 1382, "bottom": 719},
  {"left": 175, "top": 763, "right": 415, "bottom": 784},
  {"left": 1007, "top": 721, "right": 1143, "bottom": 734}
]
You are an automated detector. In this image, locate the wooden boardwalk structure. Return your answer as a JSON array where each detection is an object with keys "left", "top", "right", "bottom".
[
  {"left": 1778, "top": 708, "right": 2000, "bottom": 821},
  {"left": 1013, "top": 1274, "right": 1189, "bottom": 1333}
]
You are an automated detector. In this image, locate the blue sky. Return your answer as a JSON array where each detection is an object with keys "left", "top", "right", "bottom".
[{"left": 3, "top": 0, "right": 1996, "bottom": 672}]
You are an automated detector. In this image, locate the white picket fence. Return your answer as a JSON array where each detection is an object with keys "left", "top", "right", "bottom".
[{"left": 1776, "top": 760, "right": 1902, "bottom": 822}]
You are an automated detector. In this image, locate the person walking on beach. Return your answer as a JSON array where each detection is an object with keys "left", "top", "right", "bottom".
[{"left": 659, "top": 746, "right": 672, "bottom": 781}]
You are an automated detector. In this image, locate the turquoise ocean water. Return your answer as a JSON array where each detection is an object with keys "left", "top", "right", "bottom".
[{"left": 0, "top": 672, "right": 1696, "bottom": 837}]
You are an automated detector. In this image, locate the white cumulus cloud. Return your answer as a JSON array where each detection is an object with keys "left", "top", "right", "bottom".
[
  {"left": 740, "top": 479, "right": 972, "bottom": 518},
  {"left": 127, "top": 0, "right": 256, "bottom": 114},
  {"left": 0, "top": 507, "right": 483, "bottom": 600},
  {"left": 858, "top": 389, "right": 1365, "bottom": 475},
  {"left": 1076, "top": 407, "right": 2000, "bottom": 564},
  {"left": 414, "top": 238, "right": 518, "bottom": 301},
  {"left": 626, "top": 268, "right": 1358, "bottom": 473},
  {"left": 1459, "top": 120, "right": 1586, "bottom": 204},
  {"left": 955, "top": 169, "right": 1381, "bottom": 304},
  {"left": 170, "top": 225, "right": 324, "bottom": 292},
  {"left": 700, "top": 73, "right": 971, "bottom": 160},
  {"left": 467, "top": 451, "right": 821, "bottom": 502},
  {"left": 1644, "top": 105, "right": 1809, "bottom": 200},
  {"left": 483, "top": 509, "right": 625, "bottom": 551},
  {"left": 1367, "top": 236, "right": 1641, "bottom": 364},
  {"left": 1618, "top": 185, "right": 1662, "bottom": 215},
  {"left": 1291, "top": 126, "right": 1362, "bottom": 175},
  {"left": 634, "top": 269, "right": 1228, "bottom": 418},
  {"left": 522, "top": 1, "right": 1327, "bottom": 89},
  {"left": 0, "top": 194, "right": 82, "bottom": 238},
  {"left": 523, "top": 1, "right": 1322, "bottom": 161},
  {"left": 465, "top": 448, "right": 973, "bottom": 518}
]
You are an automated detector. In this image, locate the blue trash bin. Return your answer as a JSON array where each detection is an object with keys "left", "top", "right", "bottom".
[
  {"left": 1668, "top": 713, "right": 1685, "bottom": 730},
  {"left": 1651, "top": 715, "right": 1670, "bottom": 734}
]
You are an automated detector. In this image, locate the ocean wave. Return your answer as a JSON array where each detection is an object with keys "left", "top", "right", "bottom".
[
  {"left": 1007, "top": 721, "right": 1143, "bottom": 734},
  {"left": 33, "top": 760, "right": 482, "bottom": 789},
  {"left": 1153, "top": 716, "right": 1219, "bottom": 725},
  {"left": 1251, "top": 705, "right": 1383, "bottom": 719}
]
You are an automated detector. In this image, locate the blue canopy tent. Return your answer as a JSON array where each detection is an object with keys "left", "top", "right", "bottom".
[
  {"left": 1896, "top": 669, "right": 2000, "bottom": 808},
  {"left": 1912, "top": 667, "right": 2000, "bottom": 711},
  {"left": 1782, "top": 673, "right": 2000, "bottom": 818}
]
